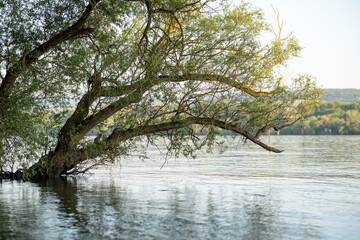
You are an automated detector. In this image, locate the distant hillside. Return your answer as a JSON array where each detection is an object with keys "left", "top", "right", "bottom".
[
  {"left": 321, "top": 88, "right": 360, "bottom": 103},
  {"left": 279, "top": 100, "right": 360, "bottom": 135}
]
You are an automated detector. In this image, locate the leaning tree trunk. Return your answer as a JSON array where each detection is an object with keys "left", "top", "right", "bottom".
[
  {"left": 0, "top": 0, "right": 101, "bottom": 180},
  {"left": 25, "top": 146, "right": 88, "bottom": 179}
]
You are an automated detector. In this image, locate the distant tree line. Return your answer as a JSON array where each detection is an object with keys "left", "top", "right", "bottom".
[
  {"left": 321, "top": 89, "right": 360, "bottom": 103},
  {"left": 280, "top": 101, "right": 360, "bottom": 135}
]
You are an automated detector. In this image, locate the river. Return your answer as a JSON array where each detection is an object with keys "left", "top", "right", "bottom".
[{"left": 0, "top": 136, "right": 360, "bottom": 239}]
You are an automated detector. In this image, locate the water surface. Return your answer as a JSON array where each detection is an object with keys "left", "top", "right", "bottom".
[{"left": 1, "top": 136, "right": 360, "bottom": 239}]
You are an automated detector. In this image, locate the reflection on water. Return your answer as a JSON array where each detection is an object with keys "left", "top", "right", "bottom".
[{"left": 1, "top": 136, "right": 360, "bottom": 239}]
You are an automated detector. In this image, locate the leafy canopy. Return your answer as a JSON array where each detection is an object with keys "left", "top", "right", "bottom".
[{"left": 0, "top": 0, "right": 321, "bottom": 173}]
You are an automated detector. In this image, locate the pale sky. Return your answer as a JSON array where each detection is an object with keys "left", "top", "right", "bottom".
[{"left": 232, "top": 0, "right": 360, "bottom": 89}]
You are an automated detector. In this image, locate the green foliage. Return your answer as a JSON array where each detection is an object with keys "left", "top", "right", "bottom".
[
  {"left": 0, "top": 0, "right": 321, "bottom": 175},
  {"left": 0, "top": 0, "right": 86, "bottom": 64},
  {"left": 280, "top": 101, "right": 360, "bottom": 135},
  {"left": 0, "top": 0, "right": 88, "bottom": 170}
]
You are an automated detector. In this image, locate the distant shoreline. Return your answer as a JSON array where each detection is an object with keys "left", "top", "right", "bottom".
[{"left": 321, "top": 88, "right": 360, "bottom": 103}]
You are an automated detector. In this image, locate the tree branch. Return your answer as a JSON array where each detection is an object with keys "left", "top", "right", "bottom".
[
  {"left": 158, "top": 74, "right": 282, "bottom": 98},
  {"left": 74, "top": 90, "right": 144, "bottom": 142},
  {"left": 254, "top": 116, "right": 303, "bottom": 139},
  {"left": 139, "top": 0, "right": 152, "bottom": 47},
  {"left": 104, "top": 117, "right": 283, "bottom": 153},
  {"left": 99, "top": 73, "right": 281, "bottom": 99},
  {"left": 0, "top": 0, "right": 100, "bottom": 106}
]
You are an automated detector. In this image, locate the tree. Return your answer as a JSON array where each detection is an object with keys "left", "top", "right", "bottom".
[
  {"left": 0, "top": 0, "right": 102, "bottom": 176},
  {"left": 0, "top": 0, "right": 321, "bottom": 179}
]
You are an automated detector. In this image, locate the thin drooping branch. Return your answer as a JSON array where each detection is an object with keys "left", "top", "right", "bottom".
[
  {"left": 0, "top": 0, "right": 101, "bottom": 108},
  {"left": 154, "top": 1, "right": 203, "bottom": 14},
  {"left": 99, "top": 73, "right": 281, "bottom": 99},
  {"left": 68, "top": 116, "right": 282, "bottom": 169},
  {"left": 254, "top": 116, "right": 302, "bottom": 139},
  {"left": 254, "top": 100, "right": 319, "bottom": 138},
  {"left": 159, "top": 74, "right": 282, "bottom": 98},
  {"left": 200, "top": 118, "right": 283, "bottom": 152},
  {"left": 103, "top": 117, "right": 283, "bottom": 153}
]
